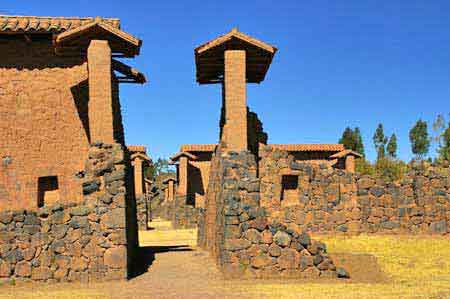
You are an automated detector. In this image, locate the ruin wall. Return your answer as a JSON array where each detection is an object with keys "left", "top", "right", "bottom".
[
  {"left": 0, "top": 37, "right": 124, "bottom": 210},
  {"left": 136, "top": 195, "right": 148, "bottom": 230},
  {"left": 198, "top": 150, "right": 347, "bottom": 279},
  {"left": 0, "top": 143, "right": 138, "bottom": 282},
  {"left": 259, "top": 145, "right": 450, "bottom": 236},
  {"left": 171, "top": 196, "right": 199, "bottom": 229},
  {"left": 188, "top": 157, "right": 211, "bottom": 208}
]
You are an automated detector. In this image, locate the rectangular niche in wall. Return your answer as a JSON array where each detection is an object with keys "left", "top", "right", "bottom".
[
  {"left": 37, "top": 176, "right": 60, "bottom": 207},
  {"left": 281, "top": 175, "right": 299, "bottom": 207}
]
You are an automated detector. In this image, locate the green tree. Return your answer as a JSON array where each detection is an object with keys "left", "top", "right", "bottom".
[
  {"left": 339, "top": 126, "right": 365, "bottom": 156},
  {"left": 355, "top": 158, "right": 374, "bottom": 176},
  {"left": 354, "top": 127, "right": 365, "bottom": 157},
  {"left": 433, "top": 114, "right": 446, "bottom": 143},
  {"left": 375, "top": 157, "right": 408, "bottom": 182},
  {"left": 339, "top": 127, "right": 355, "bottom": 150},
  {"left": 438, "top": 122, "right": 450, "bottom": 161},
  {"left": 386, "top": 134, "right": 398, "bottom": 158},
  {"left": 409, "top": 119, "right": 430, "bottom": 159},
  {"left": 373, "top": 123, "right": 387, "bottom": 160},
  {"left": 144, "top": 158, "right": 174, "bottom": 181},
  {"left": 144, "top": 163, "right": 157, "bottom": 181}
]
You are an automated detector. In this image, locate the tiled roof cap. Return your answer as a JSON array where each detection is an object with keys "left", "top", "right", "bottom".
[
  {"left": 162, "top": 177, "right": 177, "bottom": 184},
  {"left": 0, "top": 15, "right": 120, "bottom": 33},
  {"left": 179, "top": 143, "right": 344, "bottom": 152},
  {"left": 170, "top": 152, "right": 198, "bottom": 162},
  {"left": 329, "top": 149, "right": 363, "bottom": 159},
  {"left": 269, "top": 144, "right": 345, "bottom": 152},
  {"left": 195, "top": 29, "right": 277, "bottom": 84},
  {"left": 127, "top": 145, "right": 147, "bottom": 153},
  {"left": 180, "top": 144, "right": 217, "bottom": 152}
]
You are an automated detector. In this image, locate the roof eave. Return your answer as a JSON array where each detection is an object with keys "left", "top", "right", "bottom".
[{"left": 54, "top": 20, "right": 141, "bottom": 57}]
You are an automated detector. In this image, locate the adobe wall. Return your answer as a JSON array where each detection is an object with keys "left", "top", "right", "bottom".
[
  {"left": 259, "top": 145, "right": 450, "bottom": 236},
  {"left": 188, "top": 153, "right": 212, "bottom": 208},
  {"left": 0, "top": 143, "right": 138, "bottom": 282},
  {"left": 198, "top": 150, "right": 347, "bottom": 279},
  {"left": 0, "top": 37, "right": 124, "bottom": 211}
]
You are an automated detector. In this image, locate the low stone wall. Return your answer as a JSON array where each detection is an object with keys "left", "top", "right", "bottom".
[
  {"left": 136, "top": 195, "right": 148, "bottom": 230},
  {"left": 260, "top": 145, "right": 450, "bottom": 236},
  {"left": 171, "top": 196, "right": 199, "bottom": 229},
  {"left": 199, "top": 150, "right": 347, "bottom": 279},
  {"left": 0, "top": 143, "right": 138, "bottom": 282},
  {"left": 148, "top": 193, "right": 199, "bottom": 229}
]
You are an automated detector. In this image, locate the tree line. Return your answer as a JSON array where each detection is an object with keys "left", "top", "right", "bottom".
[
  {"left": 144, "top": 158, "right": 175, "bottom": 182},
  {"left": 339, "top": 114, "right": 450, "bottom": 180}
]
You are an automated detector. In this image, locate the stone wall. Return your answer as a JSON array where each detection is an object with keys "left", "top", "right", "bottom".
[
  {"left": 171, "top": 196, "right": 199, "bottom": 229},
  {"left": 0, "top": 143, "right": 138, "bottom": 282},
  {"left": 199, "top": 150, "right": 347, "bottom": 279},
  {"left": 151, "top": 195, "right": 199, "bottom": 229},
  {"left": 0, "top": 37, "right": 124, "bottom": 210},
  {"left": 136, "top": 195, "right": 148, "bottom": 230},
  {"left": 247, "top": 109, "right": 268, "bottom": 157},
  {"left": 188, "top": 154, "right": 212, "bottom": 208},
  {"left": 259, "top": 145, "right": 450, "bottom": 236}
]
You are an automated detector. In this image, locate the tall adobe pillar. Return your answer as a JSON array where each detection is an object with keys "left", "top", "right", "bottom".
[
  {"left": 88, "top": 40, "right": 114, "bottom": 143},
  {"left": 170, "top": 152, "right": 198, "bottom": 196},
  {"left": 195, "top": 28, "right": 276, "bottom": 152},
  {"left": 55, "top": 17, "right": 144, "bottom": 144},
  {"left": 223, "top": 50, "right": 247, "bottom": 151}
]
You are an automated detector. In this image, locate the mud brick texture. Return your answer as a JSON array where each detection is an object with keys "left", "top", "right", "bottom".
[
  {"left": 0, "top": 143, "right": 139, "bottom": 283},
  {"left": 0, "top": 37, "right": 125, "bottom": 211},
  {"left": 259, "top": 145, "right": 450, "bottom": 236},
  {"left": 198, "top": 149, "right": 346, "bottom": 279},
  {"left": 221, "top": 50, "right": 247, "bottom": 152}
]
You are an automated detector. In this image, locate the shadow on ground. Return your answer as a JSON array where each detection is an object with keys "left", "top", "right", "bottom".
[
  {"left": 130, "top": 245, "right": 193, "bottom": 279},
  {"left": 331, "top": 253, "right": 388, "bottom": 283}
]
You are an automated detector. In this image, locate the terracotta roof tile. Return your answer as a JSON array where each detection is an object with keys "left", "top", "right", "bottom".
[
  {"left": 170, "top": 152, "right": 198, "bottom": 162},
  {"left": 195, "top": 28, "right": 277, "bottom": 55},
  {"left": 195, "top": 28, "right": 277, "bottom": 84},
  {"left": 180, "top": 143, "right": 343, "bottom": 153},
  {"left": 269, "top": 144, "right": 345, "bottom": 152},
  {"left": 130, "top": 152, "right": 152, "bottom": 163},
  {"left": 127, "top": 145, "right": 147, "bottom": 153},
  {"left": 0, "top": 15, "right": 120, "bottom": 34},
  {"left": 180, "top": 144, "right": 217, "bottom": 152},
  {"left": 162, "top": 177, "right": 177, "bottom": 184},
  {"left": 329, "top": 149, "right": 363, "bottom": 159}
]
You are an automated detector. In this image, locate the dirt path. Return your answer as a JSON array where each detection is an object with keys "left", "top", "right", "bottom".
[
  {"left": 127, "top": 219, "right": 253, "bottom": 298},
  {"left": 0, "top": 219, "right": 254, "bottom": 299},
  {"left": 126, "top": 246, "right": 249, "bottom": 298},
  {"left": 0, "top": 219, "right": 386, "bottom": 299}
]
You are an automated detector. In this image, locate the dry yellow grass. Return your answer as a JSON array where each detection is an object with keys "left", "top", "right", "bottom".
[
  {"left": 244, "top": 235, "right": 450, "bottom": 299},
  {"left": 2, "top": 225, "right": 450, "bottom": 299},
  {"left": 139, "top": 220, "right": 197, "bottom": 247},
  {"left": 0, "top": 286, "right": 105, "bottom": 299}
]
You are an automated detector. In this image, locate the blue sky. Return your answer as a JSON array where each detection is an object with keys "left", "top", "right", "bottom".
[{"left": 4, "top": 1, "right": 450, "bottom": 161}]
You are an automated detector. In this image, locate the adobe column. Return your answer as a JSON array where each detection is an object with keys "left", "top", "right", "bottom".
[
  {"left": 168, "top": 180, "right": 175, "bottom": 201},
  {"left": 164, "top": 188, "right": 169, "bottom": 201},
  {"left": 133, "top": 158, "right": 143, "bottom": 197},
  {"left": 223, "top": 50, "right": 247, "bottom": 151},
  {"left": 345, "top": 155, "right": 355, "bottom": 173},
  {"left": 178, "top": 156, "right": 188, "bottom": 196},
  {"left": 87, "top": 40, "right": 115, "bottom": 143}
]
